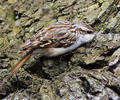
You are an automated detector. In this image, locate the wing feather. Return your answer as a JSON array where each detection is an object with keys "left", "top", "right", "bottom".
[{"left": 20, "top": 21, "right": 77, "bottom": 53}]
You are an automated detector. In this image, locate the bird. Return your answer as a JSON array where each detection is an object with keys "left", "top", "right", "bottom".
[{"left": 10, "top": 21, "right": 98, "bottom": 76}]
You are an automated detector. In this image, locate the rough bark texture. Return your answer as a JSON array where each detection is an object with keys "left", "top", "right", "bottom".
[{"left": 0, "top": 0, "right": 120, "bottom": 100}]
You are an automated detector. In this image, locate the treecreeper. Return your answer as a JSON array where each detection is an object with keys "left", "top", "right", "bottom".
[{"left": 10, "top": 21, "right": 98, "bottom": 76}]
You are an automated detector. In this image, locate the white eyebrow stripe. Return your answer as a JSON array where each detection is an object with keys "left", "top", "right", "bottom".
[{"left": 75, "top": 23, "right": 90, "bottom": 31}]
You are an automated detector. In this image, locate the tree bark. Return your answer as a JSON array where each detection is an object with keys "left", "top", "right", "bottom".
[{"left": 0, "top": 0, "right": 120, "bottom": 100}]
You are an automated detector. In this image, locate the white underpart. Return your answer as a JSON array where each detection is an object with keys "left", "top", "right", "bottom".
[{"left": 48, "top": 34, "right": 95, "bottom": 57}]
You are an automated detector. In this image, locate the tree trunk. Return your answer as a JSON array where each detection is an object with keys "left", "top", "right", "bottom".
[{"left": 0, "top": 0, "right": 120, "bottom": 99}]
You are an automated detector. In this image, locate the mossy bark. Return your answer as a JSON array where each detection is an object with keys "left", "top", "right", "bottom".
[{"left": 0, "top": 0, "right": 120, "bottom": 100}]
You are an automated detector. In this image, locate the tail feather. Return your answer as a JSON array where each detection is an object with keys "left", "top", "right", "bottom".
[{"left": 10, "top": 50, "right": 33, "bottom": 76}]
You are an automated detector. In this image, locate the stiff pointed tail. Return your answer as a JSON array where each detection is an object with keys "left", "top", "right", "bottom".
[{"left": 10, "top": 50, "right": 33, "bottom": 76}]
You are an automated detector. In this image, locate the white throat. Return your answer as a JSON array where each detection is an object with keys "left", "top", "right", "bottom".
[{"left": 65, "top": 34, "right": 95, "bottom": 51}]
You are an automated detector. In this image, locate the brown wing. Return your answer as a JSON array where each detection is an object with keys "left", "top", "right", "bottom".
[
  {"left": 20, "top": 21, "right": 95, "bottom": 53},
  {"left": 20, "top": 21, "right": 77, "bottom": 53}
]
